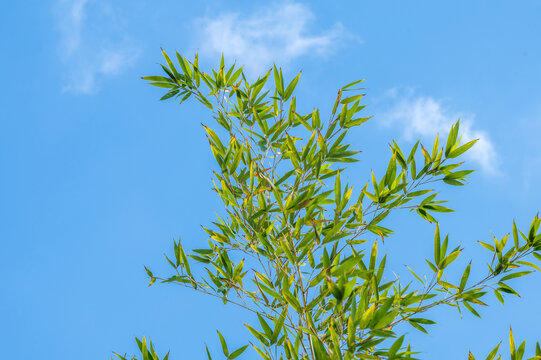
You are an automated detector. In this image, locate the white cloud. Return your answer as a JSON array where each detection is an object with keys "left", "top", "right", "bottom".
[
  {"left": 56, "top": 0, "right": 138, "bottom": 94},
  {"left": 383, "top": 90, "right": 499, "bottom": 174},
  {"left": 58, "top": 0, "right": 87, "bottom": 56},
  {"left": 195, "top": 2, "right": 347, "bottom": 75}
]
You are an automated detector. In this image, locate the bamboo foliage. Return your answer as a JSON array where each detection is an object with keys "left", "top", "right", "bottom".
[{"left": 114, "top": 51, "right": 541, "bottom": 360}]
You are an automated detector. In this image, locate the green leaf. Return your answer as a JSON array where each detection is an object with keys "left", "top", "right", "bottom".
[
  {"left": 369, "top": 240, "right": 378, "bottom": 270},
  {"left": 228, "top": 345, "right": 249, "bottom": 359},
  {"left": 388, "top": 335, "right": 405, "bottom": 356},
  {"left": 160, "top": 90, "right": 179, "bottom": 101},
  {"left": 500, "top": 271, "right": 533, "bottom": 282},
  {"left": 273, "top": 66, "right": 283, "bottom": 97},
  {"left": 142, "top": 337, "right": 150, "bottom": 360},
  {"left": 227, "top": 67, "right": 243, "bottom": 87},
  {"left": 161, "top": 48, "right": 180, "bottom": 79},
  {"left": 335, "top": 170, "right": 341, "bottom": 206},
  {"left": 340, "top": 94, "right": 364, "bottom": 104},
  {"left": 478, "top": 241, "right": 495, "bottom": 252},
  {"left": 142, "top": 75, "right": 175, "bottom": 83},
  {"left": 513, "top": 220, "right": 520, "bottom": 249},
  {"left": 148, "top": 82, "right": 176, "bottom": 89},
  {"left": 176, "top": 52, "right": 192, "bottom": 78},
  {"left": 283, "top": 71, "right": 301, "bottom": 101},
  {"left": 516, "top": 260, "right": 541, "bottom": 272},
  {"left": 251, "top": 344, "right": 271, "bottom": 360},
  {"left": 408, "top": 266, "right": 425, "bottom": 284},
  {"left": 509, "top": 327, "right": 515, "bottom": 357},
  {"left": 434, "top": 224, "right": 441, "bottom": 266},
  {"left": 425, "top": 259, "right": 438, "bottom": 273},
  {"left": 485, "top": 343, "right": 500, "bottom": 360},
  {"left": 345, "top": 116, "right": 371, "bottom": 128},
  {"left": 257, "top": 313, "right": 273, "bottom": 339},
  {"left": 463, "top": 301, "right": 481, "bottom": 318},
  {"left": 408, "top": 320, "right": 427, "bottom": 334},
  {"left": 178, "top": 92, "right": 192, "bottom": 104},
  {"left": 459, "top": 262, "right": 471, "bottom": 292},
  {"left": 371, "top": 171, "right": 379, "bottom": 199},
  {"left": 409, "top": 317, "right": 436, "bottom": 325},
  {"left": 423, "top": 204, "right": 454, "bottom": 213},
  {"left": 271, "top": 309, "right": 287, "bottom": 343},
  {"left": 441, "top": 249, "right": 462, "bottom": 269},
  {"left": 407, "top": 189, "right": 433, "bottom": 198},
  {"left": 447, "top": 139, "right": 478, "bottom": 158},
  {"left": 217, "top": 330, "right": 229, "bottom": 357},
  {"left": 516, "top": 340, "right": 525, "bottom": 360},
  {"left": 445, "top": 120, "right": 459, "bottom": 157},
  {"left": 145, "top": 266, "right": 153, "bottom": 278},
  {"left": 342, "top": 78, "right": 365, "bottom": 90}
]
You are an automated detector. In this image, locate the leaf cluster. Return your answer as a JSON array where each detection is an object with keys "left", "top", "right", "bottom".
[{"left": 116, "top": 51, "right": 541, "bottom": 360}]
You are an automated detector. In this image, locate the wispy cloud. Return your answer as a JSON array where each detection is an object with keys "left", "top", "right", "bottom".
[
  {"left": 195, "top": 2, "right": 347, "bottom": 75},
  {"left": 55, "top": 0, "right": 138, "bottom": 94},
  {"left": 382, "top": 90, "right": 499, "bottom": 174}
]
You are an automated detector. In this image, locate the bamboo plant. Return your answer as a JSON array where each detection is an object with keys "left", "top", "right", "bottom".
[{"left": 114, "top": 50, "right": 541, "bottom": 360}]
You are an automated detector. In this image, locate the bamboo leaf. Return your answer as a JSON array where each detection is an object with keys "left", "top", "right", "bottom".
[
  {"left": 217, "top": 330, "right": 229, "bottom": 357},
  {"left": 448, "top": 139, "right": 478, "bottom": 158},
  {"left": 459, "top": 262, "right": 471, "bottom": 292},
  {"left": 229, "top": 345, "right": 249, "bottom": 359}
]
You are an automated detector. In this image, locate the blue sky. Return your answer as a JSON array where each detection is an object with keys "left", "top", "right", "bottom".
[{"left": 2, "top": 1, "right": 541, "bottom": 359}]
